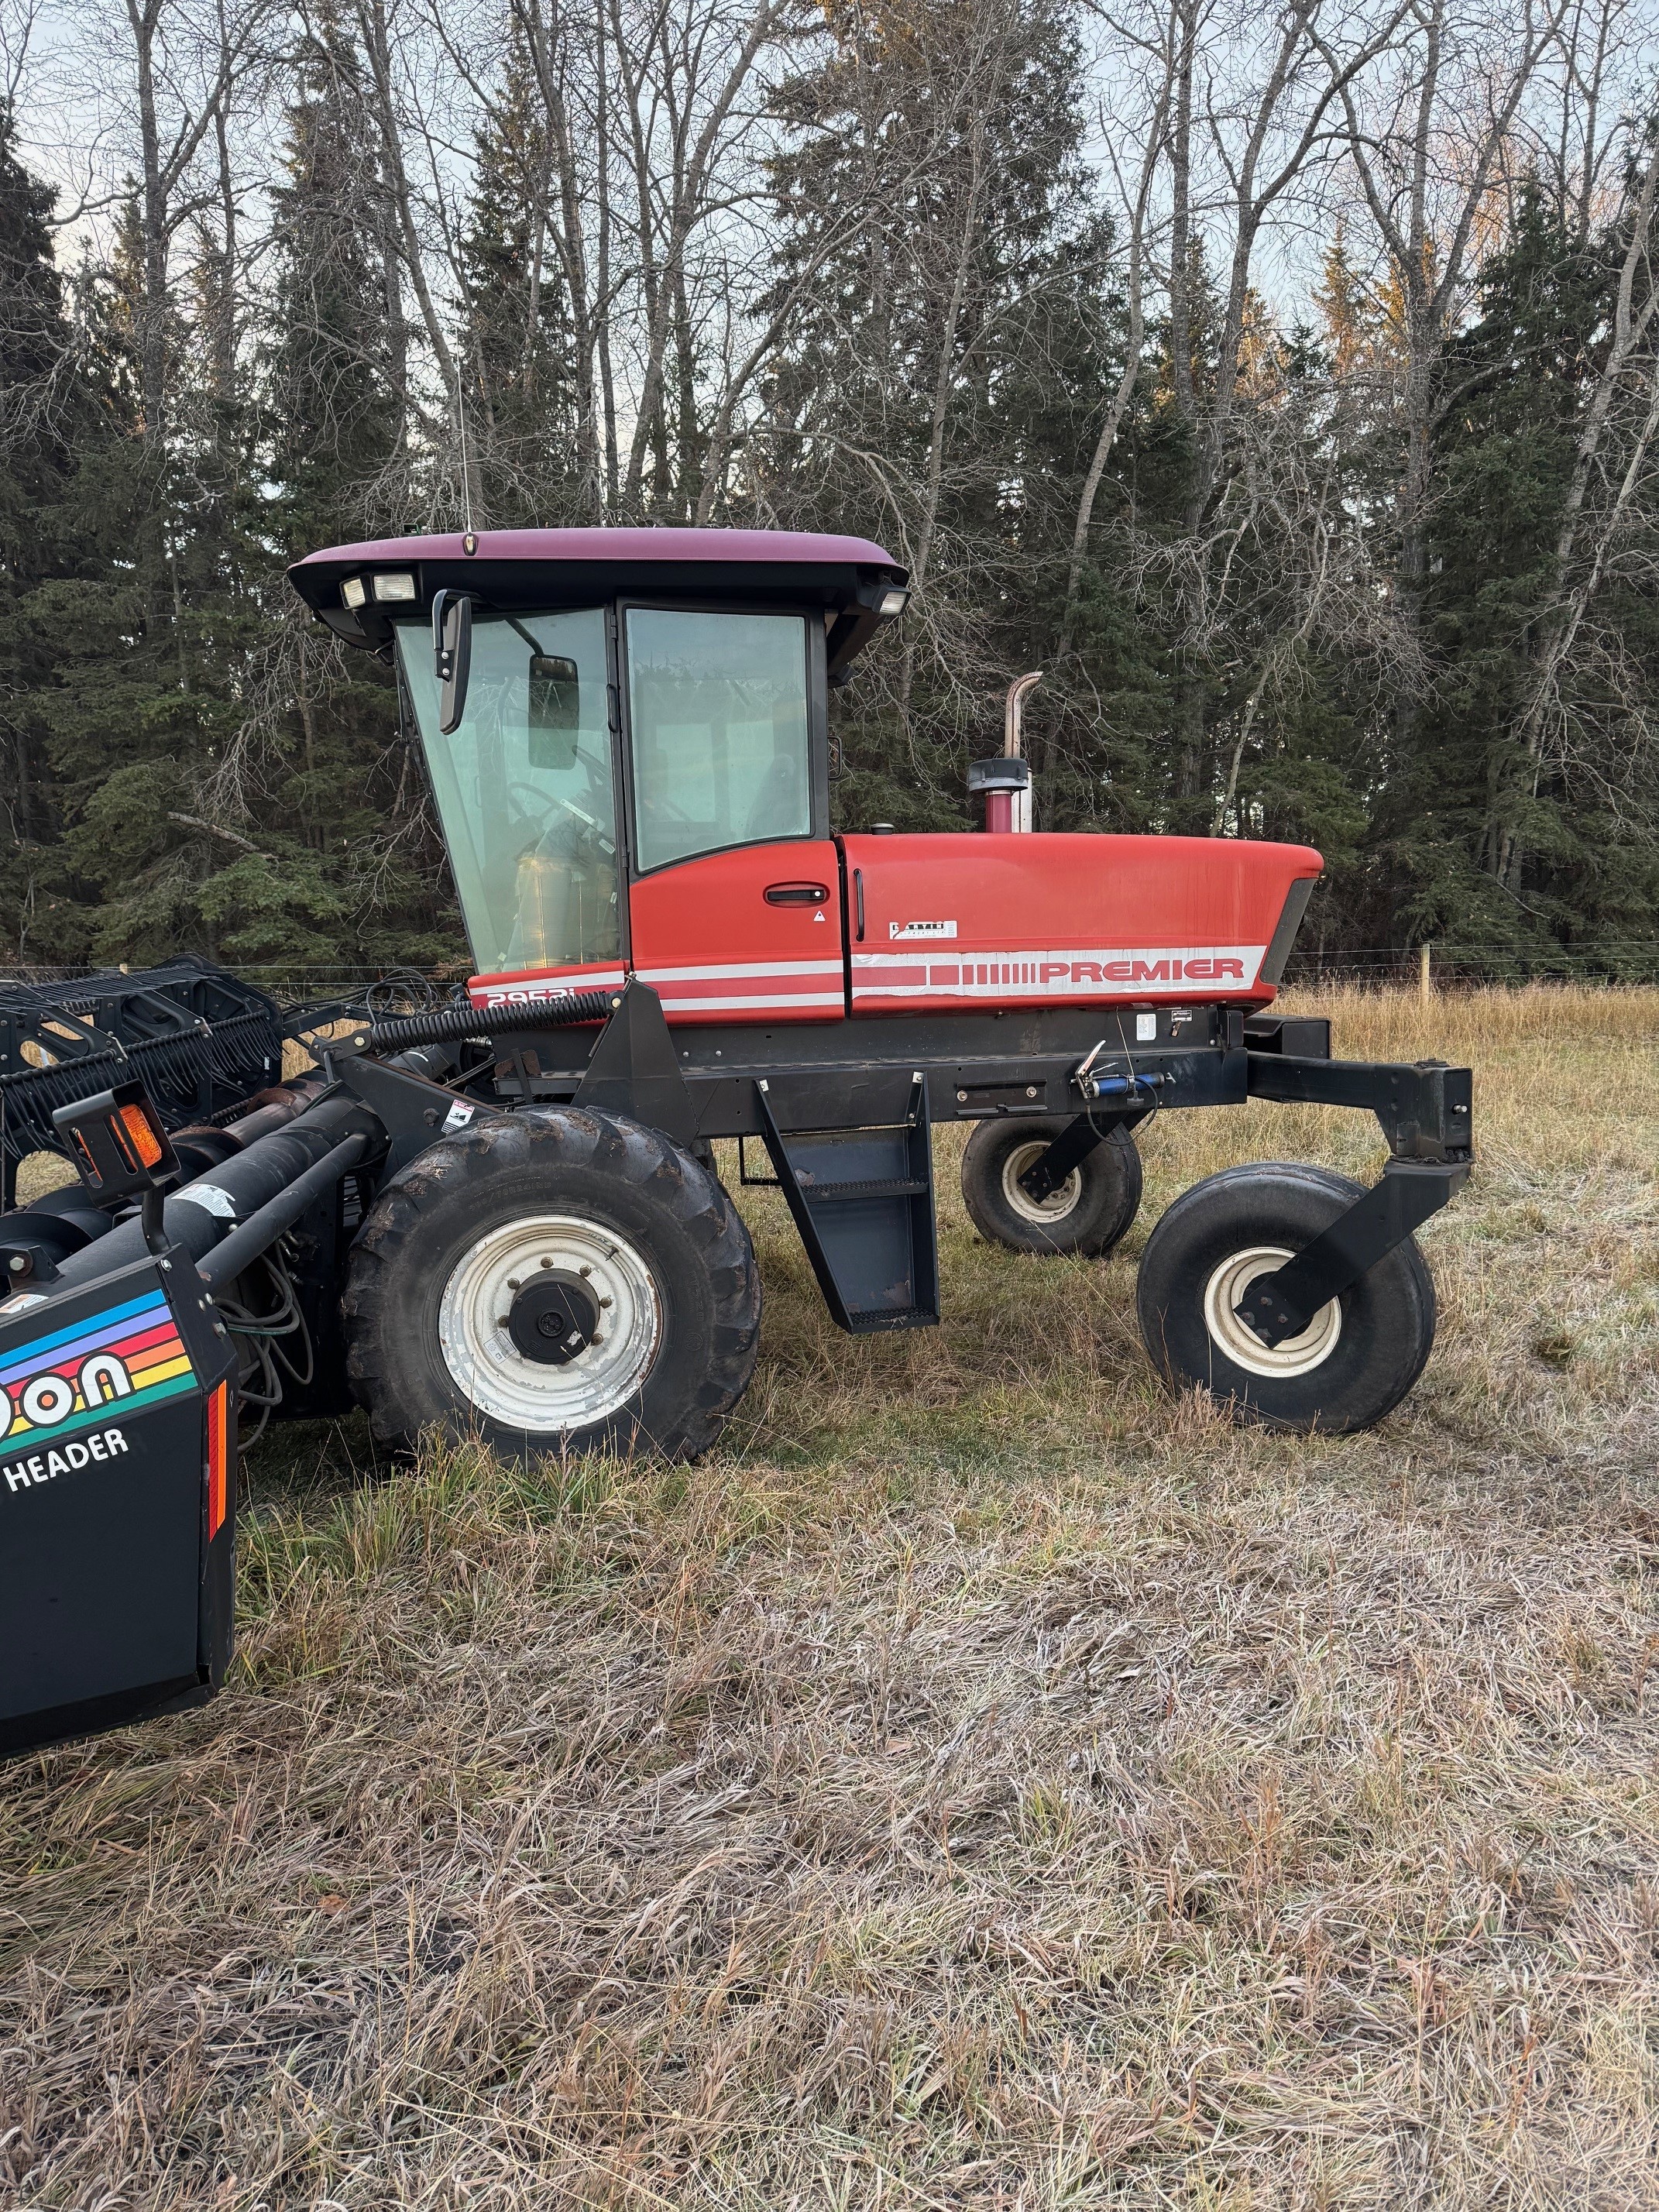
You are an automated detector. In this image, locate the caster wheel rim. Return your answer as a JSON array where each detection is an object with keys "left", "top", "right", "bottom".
[
  {"left": 437, "top": 1213, "right": 661, "bottom": 1432},
  {"left": 1201, "top": 1245, "right": 1342, "bottom": 1379},
  {"left": 1000, "top": 1140, "right": 1083, "bottom": 1225}
]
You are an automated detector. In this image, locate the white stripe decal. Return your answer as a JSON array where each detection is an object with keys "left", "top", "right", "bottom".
[
  {"left": 472, "top": 943, "right": 1269, "bottom": 1011},
  {"left": 653, "top": 991, "right": 845, "bottom": 1012},
  {"left": 638, "top": 960, "right": 843, "bottom": 982}
]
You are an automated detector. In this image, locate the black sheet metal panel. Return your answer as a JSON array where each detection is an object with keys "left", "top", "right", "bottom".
[
  {"left": 488, "top": 1004, "right": 1249, "bottom": 1135},
  {"left": 0, "top": 1244, "right": 239, "bottom": 1759},
  {"left": 755, "top": 1072, "right": 939, "bottom": 1333}
]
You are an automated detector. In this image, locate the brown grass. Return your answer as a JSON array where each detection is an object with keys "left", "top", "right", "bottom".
[{"left": 3, "top": 985, "right": 1658, "bottom": 2209}]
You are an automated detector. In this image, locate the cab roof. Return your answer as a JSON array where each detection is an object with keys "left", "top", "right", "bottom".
[{"left": 287, "top": 527, "right": 908, "bottom": 680}]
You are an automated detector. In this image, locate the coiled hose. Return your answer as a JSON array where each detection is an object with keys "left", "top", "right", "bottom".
[{"left": 359, "top": 988, "right": 620, "bottom": 1053}]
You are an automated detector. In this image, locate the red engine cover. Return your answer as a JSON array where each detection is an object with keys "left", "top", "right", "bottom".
[
  {"left": 468, "top": 830, "right": 1321, "bottom": 1022},
  {"left": 843, "top": 833, "right": 1318, "bottom": 1014}
]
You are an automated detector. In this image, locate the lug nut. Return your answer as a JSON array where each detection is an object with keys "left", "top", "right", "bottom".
[
  {"left": 599, "top": 1294, "right": 613, "bottom": 1309},
  {"left": 540, "top": 1256, "right": 553, "bottom": 1269},
  {"left": 579, "top": 1265, "right": 592, "bottom": 1279},
  {"left": 507, "top": 1277, "right": 520, "bottom": 1290}
]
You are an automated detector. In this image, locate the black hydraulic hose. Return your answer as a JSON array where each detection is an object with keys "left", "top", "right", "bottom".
[
  {"left": 356, "top": 989, "right": 617, "bottom": 1053},
  {"left": 196, "top": 1133, "right": 368, "bottom": 1292},
  {"left": 43, "top": 1097, "right": 377, "bottom": 1293}
]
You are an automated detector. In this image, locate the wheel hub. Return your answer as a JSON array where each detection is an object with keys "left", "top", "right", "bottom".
[
  {"left": 1202, "top": 1245, "right": 1341, "bottom": 1378},
  {"left": 507, "top": 1272, "right": 601, "bottom": 1364},
  {"left": 437, "top": 1214, "right": 661, "bottom": 1433},
  {"left": 1001, "top": 1140, "right": 1081, "bottom": 1223}
]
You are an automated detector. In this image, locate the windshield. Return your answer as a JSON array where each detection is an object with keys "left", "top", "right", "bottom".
[{"left": 397, "top": 608, "right": 619, "bottom": 975}]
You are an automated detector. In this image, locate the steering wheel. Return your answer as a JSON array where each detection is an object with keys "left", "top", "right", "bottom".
[{"left": 507, "top": 785, "right": 616, "bottom": 854}]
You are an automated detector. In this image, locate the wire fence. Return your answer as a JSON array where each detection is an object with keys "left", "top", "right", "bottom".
[{"left": 1283, "top": 942, "right": 1659, "bottom": 989}]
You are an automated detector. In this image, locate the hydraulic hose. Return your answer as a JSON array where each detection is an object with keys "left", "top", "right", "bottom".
[
  {"left": 41, "top": 1094, "right": 380, "bottom": 1294},
  {"left": 355, "top": 989, "right": 618, "bottom": 1054},
  {"left": 196, "top": 1133, "right": 368, "bottom": 1292}
]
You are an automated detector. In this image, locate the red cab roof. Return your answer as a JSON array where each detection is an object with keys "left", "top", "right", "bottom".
[
  {"left": 286, "top": 525, "right": 908, "bottom": 677},
  {"left": 290, "top": 525, "right": 900, "bottom": 572}
]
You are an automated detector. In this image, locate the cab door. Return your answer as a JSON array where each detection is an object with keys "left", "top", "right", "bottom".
[{"left": 623, "top": 604, "right": 846, "bottom": 1025}]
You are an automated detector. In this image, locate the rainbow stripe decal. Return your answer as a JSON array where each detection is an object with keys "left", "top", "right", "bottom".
[{"left": 0, "top": 1285, "right": 196, "bottom": 1449}]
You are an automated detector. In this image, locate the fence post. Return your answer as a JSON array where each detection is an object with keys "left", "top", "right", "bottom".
[{"left": 1419, "top": 942, "right": 1432, "bottom": 1005}]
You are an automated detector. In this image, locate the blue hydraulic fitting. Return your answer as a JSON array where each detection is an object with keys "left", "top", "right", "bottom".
[{"left": 1082, "top": 1071, "right": 1166, "bottom": 1100}]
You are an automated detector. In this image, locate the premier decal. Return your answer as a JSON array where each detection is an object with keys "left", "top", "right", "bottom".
[{"left": 851, "top": 943, "right": 1268, "bottom": 998}]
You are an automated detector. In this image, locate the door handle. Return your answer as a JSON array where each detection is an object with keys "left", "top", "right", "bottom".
[
  {"left": 764, "top": 881, "right": 830, "bottom": 907},
  {"left": 854, "top": 867, "right": 864, "bottom": 942}
]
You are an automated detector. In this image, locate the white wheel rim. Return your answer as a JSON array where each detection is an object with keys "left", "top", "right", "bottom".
[
  {"left": 1000, "top": 1140, "right": 1082, "bottom": 1224},
  {"left": 437, "top": 1214, "right": 661, "bottom": 1432},
  {"left": 1202, "top": 1245, "right": 1342, "bottom": 1379}
]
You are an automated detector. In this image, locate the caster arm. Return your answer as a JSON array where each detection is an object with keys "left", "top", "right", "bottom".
[
  {"left": 1237, "top": 1047, "right": 1475, "bottom": 1348},
  {"left": 1232, "top": 1157, "right": 1469, "bottom": 1348},
  {"left": 1017, "top": 1102, "right": 1156, "bottom": 1206}
]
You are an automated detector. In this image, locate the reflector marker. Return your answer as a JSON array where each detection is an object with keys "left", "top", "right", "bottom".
[{"left": 206, "top": 1381, "right": 230, "bottom": 1539}]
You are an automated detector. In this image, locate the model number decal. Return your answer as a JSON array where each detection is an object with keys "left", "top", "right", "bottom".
[{"left": 889, "top": 919, "right": 957, "bottom": 939}]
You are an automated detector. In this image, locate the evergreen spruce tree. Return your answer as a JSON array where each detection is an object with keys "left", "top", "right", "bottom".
[
  {"left": 251, "top": 4, "right": 461, "bottom": 972},
  {"left": 459, "top": 46, "right": 582, "bottom": 526},
  {"left": 761, "top": 0, "right": 1122, "bottom": 829},
  {"left": 1392, "top": 189, "right": 1659, "bottom": 965}
]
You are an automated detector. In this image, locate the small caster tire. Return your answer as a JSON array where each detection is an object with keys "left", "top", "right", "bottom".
[
  {"left": 1135, "top": 1161, "right": 1436, "bottom": 1434},
  {"left": 343, "top": 1107, "right": 761, "bottom": 1464},
  {"left": 960, "top": 1114, "right": 1142, "bottom": 1256}
]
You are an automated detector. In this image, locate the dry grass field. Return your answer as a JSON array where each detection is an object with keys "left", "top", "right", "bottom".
[{"left": 3, "top": 987, "right": 1658, "bottom": 2210}]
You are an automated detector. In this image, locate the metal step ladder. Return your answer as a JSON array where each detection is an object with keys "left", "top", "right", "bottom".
[{"left": 752, "top": 1073, "right": 939, "bottom": 1333}]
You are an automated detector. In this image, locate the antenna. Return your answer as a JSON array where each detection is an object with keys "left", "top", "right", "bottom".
[{"left": 455, "top": 367, "right": 476, "bottom": 535}]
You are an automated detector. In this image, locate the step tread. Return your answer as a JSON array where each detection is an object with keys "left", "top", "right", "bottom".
[{"left": 799, "top": 1175, "right": 929, "bottom": 1201}]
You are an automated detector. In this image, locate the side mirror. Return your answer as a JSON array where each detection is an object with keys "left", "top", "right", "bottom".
[
  {"left": 434, "top": 591, "right": 472, "bottom": 734},
  {"left": 528, "top": 654, "right": 579, "bottom": 769}
]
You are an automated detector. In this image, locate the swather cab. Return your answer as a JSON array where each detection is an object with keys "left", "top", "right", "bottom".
[{"left": 293, "top": 528, "right": 1319, "bottom": 1025}]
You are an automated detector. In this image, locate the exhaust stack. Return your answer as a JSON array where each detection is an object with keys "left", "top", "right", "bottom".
[{"left": 968, "top": 670, "right": 1040, "bottom": 832}]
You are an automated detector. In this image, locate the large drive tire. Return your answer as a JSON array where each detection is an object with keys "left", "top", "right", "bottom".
[
  {"left": 960, "top": 1115, "right": 1142, "bottom": 1256},
  {"left": 343, "top": 1108, "right": 761, "bottom": 1463},
  {"left": 1135, "top": 1162, "right": 1436, "bottom": 1434}
]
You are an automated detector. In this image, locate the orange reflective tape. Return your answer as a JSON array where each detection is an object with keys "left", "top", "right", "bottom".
[{"left": 206, "top": 1381, "right": 229, "bottom": 1539}]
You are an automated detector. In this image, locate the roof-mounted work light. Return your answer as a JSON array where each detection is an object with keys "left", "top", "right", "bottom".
[
  {"left": 340, "top": 576, "right": 367, "bottom": 610},
  {"left": 371, "top": 571, "right": 417, "bottom": 603},
  {"left": 878, "top": 588, "right": 908, "bottom": 617}
]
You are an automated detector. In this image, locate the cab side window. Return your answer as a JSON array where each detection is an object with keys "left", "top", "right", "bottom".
[{"left": 626, "top": 608, "right": 812, "bottom": 873}]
